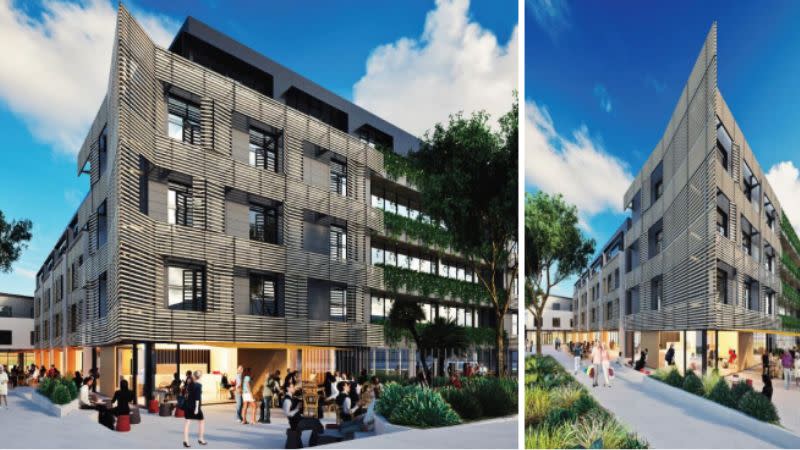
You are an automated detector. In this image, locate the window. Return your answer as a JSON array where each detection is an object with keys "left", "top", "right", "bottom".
[
  {"left": 330, "top": 159, "right": 347, "bottom": 196},
  {"left": 98, "top": 125, "right": 108, "bottom": 177},
  {"left": 743, "top": 161, "right": 758, "bottom": 204},
  {"left": 54, "top": 313, "right": 62, "bottom": 338},
  {"left": 590, "top": 308, "right": 596, "bottom": 322},
  {"left": 741, "top": 221, "right": 753, "bottom": 256},
  {"left": 330, "top": 225, "right": 347, "bottom": 261},
  {"left": 330, "top": 286, "right": 347, "bottom": 321},
  {"left": 648, "top": 220, "right": 663, "bottom": 258},
  {"left": 717, "top": 119, "right": 731, "bottom": 172},
  {"left": 717, "top": 206, "right": 728, "bottom": 237},
  {"left": 606, "top": 301, "right": 613, "bottom": 320},
  {"left": 250, "top": 274, "right": 278, "bottom": 316},
  {"left": 766, "top": 291, "right": 775, "bottom": 315},
  {"left": 422, "top": 303, "right": 433, "bottom": 323},
  {"left": 168, "top": 184, "right": 193, "bottom": 226},
  {"left": 96, "top": 201, "right": 107, "bottom": 248},
  {"left": 71, "top": 260, "right": 80, "bottom": 291},
  {"left": 614, "top": 269, "right": 620, "bottom": 289},
  {"left": 0, "top": 306, "right": 10, "bottom": 317},
  {"left": 43, "top": 320, "right": 49, "bottom": 341},
  {"left": 55, "top": 275, "right": 63, "bottom": 303},
  {"left": 371, "top": 246, "right": 384, "bottom": 265},
  {"left": 249, "top": 127, "right": 280, "bottom": 172},
  {"left": 249, "top": 204, "right": 279, "bottom": 244},
  {"left": 651, "top": 276, "right": 663, "bottom": 311},
  {"left": 167, "top": 265, "right": 205, "bottom": 311},
  {"left": 552, "top": 303, "right": 561, "bottom": 311},
  {"left": 98, "top": 272, "right": 108, "bottom": 318},
  {"left": 717, "top": 269, "right": 728, "bottom": 304},
  {"left": 371, "top": 296, "right": 385, "bottom": 322},
  {"left": 625, "top": 290, "right": 633, "bottom": 315},
  {"left": 511, "top": 313, "right": 518, "bottom": 336},
  {"left": 744, "top": 279, "right": 757, "bottom": 311},
  {"left": 69, "top": 304, "right": 78, "bottom": 333},
  {"left": 465, "top": 308, "right": 474, "bottom": 327},
  {"left": 552, "top": 317, "right": 561, "bottom": 328},
  {"left": 0, "top": 330, "right": 10, "bottom": 345},
  {"left": 167, "top": 95, "right": 201, "bottom": 144},
  {"left": 650, "top": 161, "right": 664, "bottom": 204}
]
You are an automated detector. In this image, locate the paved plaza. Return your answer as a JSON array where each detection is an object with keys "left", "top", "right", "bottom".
[
  {"left": 2, "top": 387, "right": 517, "bottom": 448},
  {"left": 545, "top": 347, "right": 800, "bottom": 448}
]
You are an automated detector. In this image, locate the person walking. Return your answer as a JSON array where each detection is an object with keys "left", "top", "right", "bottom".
[
  {"left": 782, "top": 350, "right": 794, "bottom": 389},
  {"left": 591, "top": 342, "right": 603, "bottom": 387},
  {"left": 600, "top": 344, "right": 612, "bottom": 387},
  {"left": 554, "top": 337, "right": 561, "bottom": 351},
  {"left": 762, "top": 350, "right": 770, "bottom": 376},
  {"left": 0, "top": 365, "right": 9, "bottom": 408},
  {"left": 572, "top": 342, "right": 582, "bottom": 374},
  {"left": 665, "top": 344, "right": 676, "bottom": 366},
  {"left": 233, "top": 365, "right": 243, "bottom": 423},
  {"left": 183, "top": 371, "right": 207, "bottom": 448},
  {"left": 762, "top": 373, "right": 774, "bottom": 401}
]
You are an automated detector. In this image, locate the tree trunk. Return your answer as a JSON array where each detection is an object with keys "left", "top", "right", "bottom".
[
  {"left": 495, "top": 325, "right": 506, "bottom": 377},
  {"left": 535, "top": 305, "right": 544, "bottom": 355},
  {"left": 410, "top": 328, "right": 431, "bottom": 384}
]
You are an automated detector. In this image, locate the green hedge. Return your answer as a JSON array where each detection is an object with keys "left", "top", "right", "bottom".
[
  {"left": 782, "top": 212, "right": 800, "bottom": 257},
  {"left": 738, "top": 391, "right": 779, "bottom": 423},
  {"left": 379, "top": 264, "right": 489, "bottom": 304},
  {"left": 376, "top": 383, "right": 461, "bottom": 428},
  {"left": 383, "top": 210, "right": 453, "bottom": 250},
  {"left": 37, "top": 377, "right": 79, "bottom": 405},
  {"left": 781, "top": 314, "right": 800, "bottom": 332},
  {"left": 525, "top": 355, "right": 647, "bottom": 449}
]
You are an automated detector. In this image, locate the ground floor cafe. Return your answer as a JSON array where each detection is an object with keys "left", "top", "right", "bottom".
[{"left": 567, "top": 329, "right": 800, "bottom": 376}]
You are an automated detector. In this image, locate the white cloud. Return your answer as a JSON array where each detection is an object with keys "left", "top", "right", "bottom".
[
  {"left": 767, "top": 161, "right": 800, "bottom": 228},
  {"left": 527, "top": 0, "right": 570, "bottom": 42},
  {"left": 526, "top": 100, "right": 633, "bottom": 219},
  {"left": 352, "top": 0, "right": 517, "bottom": 138},
  {"left": 14, "top": 268, "right": 37, "bottom": 280},
  {"left": 0, "top": 0, "right": 179, "bottom": 156},
  {"left": 593, "top": 83, "right": 612, "bottom": 113}
]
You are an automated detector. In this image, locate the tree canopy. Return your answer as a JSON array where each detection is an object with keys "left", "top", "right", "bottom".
[{"left": 0, "top": 210, "right": 32, "bottom": 273}]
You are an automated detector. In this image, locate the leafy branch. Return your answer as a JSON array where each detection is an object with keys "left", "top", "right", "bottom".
[
  {"left": 378, "top": 264, "right": 489, "bottom": 305},
  {"left": 382, "top": 210, "right": 453, "bottom": 250}
]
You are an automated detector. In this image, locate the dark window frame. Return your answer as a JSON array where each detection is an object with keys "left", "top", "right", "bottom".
[
  {"left": 249, "top": 126, "right": 280, "bottom": 173},
  {"left": 167, "top": 95, "right": 201, "bottom": 145},
  {"left": 249, "top": 204, "right": 279, "bottom": 244},
  {"left": 249, "top": 273, "right": 280, "bottom": 316},
  {"left": 166, "top": 264, "right": 206, "bottom": 312}
]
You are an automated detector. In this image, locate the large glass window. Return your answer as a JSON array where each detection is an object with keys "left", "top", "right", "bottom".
[
  {"left": 330, "top": 225, "right": 347, "bottom": 261},
  {"left": 249, "top": 204, "right": 279, "bottom": 244},
  {"left": 168, "top": 184, "right": 192, "bottom": 226},
  {"left": 651, "top": 276, "right": 662, "bottom": 311},
  {"left": 98, "top": 272, "right": 108, "bottom": 318},
  {"left": 330, "top": 159, "right": 347, "bottom": 197},
  {"left": 250, "top": 274, "right": 278, "bottom": 316},
  {"left": 96, "top": 201, "right": 107, "bottom": 248},
  {"left": 167, "top": 265, "right": 205, "bottom": 311},
  {"left": 717, "top": 269, "right": 728, "bottom": 304},
  {"left": 371, "top": 246, "right": 384, "bottom": 265},
  {"left": 249, "top": 127, "right": 279, "bottom": 172},
  {"left": 330, "top": 287, "right": 347, "bottom": 321},
  {"left": 98, "top": 125, "right": 108, "bottom": 177},
  {"left": 167, "top": 96, "right": 201, "bottom": 144}
]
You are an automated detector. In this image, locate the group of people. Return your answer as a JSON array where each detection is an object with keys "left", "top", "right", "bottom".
[
  {"left": 775, "top": 348, "right": 800, "bottom": 391},
  {"left": 567, "top": 340, "right": 615, "bottom": 387}
]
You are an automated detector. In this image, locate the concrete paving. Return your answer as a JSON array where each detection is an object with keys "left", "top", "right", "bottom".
[
  {"left": 321, "top": 416, "right": 518, "bottom": 449},
  {"left": 545, "top": 347, "right": 800, "bottom": 449}
]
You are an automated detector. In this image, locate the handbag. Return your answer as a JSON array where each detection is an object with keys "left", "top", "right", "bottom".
[{"left": 608, "top": 367, "right": 615, "bottom": 379}]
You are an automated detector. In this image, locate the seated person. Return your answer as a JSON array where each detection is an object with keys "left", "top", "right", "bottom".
[
  {"left": 370, "top": 376, "right": 383, "bottom": 399},
  {"left": 169, "top": 372, "right": 181, "bottom": 402},
  {"left": 110, "top": 379, "right": 134, "bottom": 416},
  {"left": 282, "top": 384, "right": 303, "bottom": 430},
  {"left": 336, "top": 382, "right": 367, "bottom": 434},
  {"left": 79, "top": 377, "right": 99, "bottom": 410}
]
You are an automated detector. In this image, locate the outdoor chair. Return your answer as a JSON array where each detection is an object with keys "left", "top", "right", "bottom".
[
  {"left": 130, "top": 406, "right": 141, "bottom": 424},
  {"left": 116, "top": 414, "right": 131, "bottom": 432}
]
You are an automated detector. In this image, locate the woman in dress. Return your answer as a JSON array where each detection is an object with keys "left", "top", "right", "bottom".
[
  {"left": 183, "top": 371, "right": 206, "bottom": 448},
  {"left": 0, "top": 365, "right": 9, "bottom": 408},
  {"left": 240, "top": 368, "right": 257, "bottom": 424}
]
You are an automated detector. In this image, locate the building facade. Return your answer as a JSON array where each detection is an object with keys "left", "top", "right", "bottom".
[
  {"left": 33, "top": 6, "right": 517, "bottom": 401},
  {"left": 0, "top": 292, "right": 35, "bottom": 368},
  {"left": 572, "top": 24, "right": 782, "bottom": 375},
  {"left": 525, "top": 294, "right": 573, "bottom": 351}
]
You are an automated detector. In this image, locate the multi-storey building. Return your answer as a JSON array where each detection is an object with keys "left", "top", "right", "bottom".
[
  {"left": 525, "top": 294, "right": 573, "bottom": 352},
  {"left": 0, "top": 292, "right": 35, "bottom": 368},
  {"left": 571, "top": 24, "right": 782, "bottom": 375},
  {"left": 32, "top": 6, "right": 517, "bottom": 401}
]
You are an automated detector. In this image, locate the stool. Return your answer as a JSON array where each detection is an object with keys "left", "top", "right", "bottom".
[
  {"left": 285, "top": 429, "right": 302, "bottom": 449},
  {"left": 130, "top": 407, "right": 141, "bottom": 424},
  {"left": 148, "top": 399, "right": 159, "bottom": 414},
  {"left": 116, "top": 414, "right": 131, "bottom": 432},
  {"left": 159, "top": 402, "right": 172, "bottom": 417},
  {"left": 175, "top": 407, "right": 185, "bottom": 418}
]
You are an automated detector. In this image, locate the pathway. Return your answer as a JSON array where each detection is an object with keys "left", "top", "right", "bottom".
[{"left": 545, "top": 347, "right": 800, "bottom": 449}]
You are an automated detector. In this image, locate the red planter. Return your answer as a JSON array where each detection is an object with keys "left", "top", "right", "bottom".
[{"left": 116, "top": 414, "right": 131, "bottom": 432}]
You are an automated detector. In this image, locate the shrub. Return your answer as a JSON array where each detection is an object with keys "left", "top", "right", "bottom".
[
  {"left": 439, "top": 387, "right": 483, "bottom": 421},
  {"left": 550, "top": 385, "right": 582, "bottom": 410},
  {"left": 738, "top": 391, "right": 779, "bottom": 424},
  {"left": 543, "top": 406, "right": 576, "bottom": 428},
  {"left": 651, "top": 368, "right": 670, "bottom": 381},
  {"left": 525, "top": 423, "right": 572, "bottom": 449},
  {"left": 701, "top": 371, "right": 721, "bottom": 396},
  {"left": 66, "top": 379, "right": 78, "bottom": 400},
  {"left": 664, "top": 368, "right": 683, "bottom": 387},
  {"left": 525, "top": 387, "right": 551, "bottom": 427},
  {"left": 707, "top": 379, "right": 736, "bottom": 409},
  {"left": 731, "top": 381, "right": 754, "bottom": 404},
  {"left": 571, "top": 392, "right": 598, "bottom": 417},
  {"left": 51, "top": 385, "right": 71, "bottom": 405},
  {"left": 570, "top": 412, "right": 633, "bottom": 449},
  {"left": 388, "top": 387, "right": 461, "bottom": 428},
  {"left": 37, "top": 377, "right": 54, "bottom": 398},
  {"left": 376, "top": 383, "right": 413, "bottom": 418},
  {"left": 464, "top": 377, "right": 517, "bottom": 417},
  {"left": 682, "top": 370, "right": 705, "bottom": 396}
]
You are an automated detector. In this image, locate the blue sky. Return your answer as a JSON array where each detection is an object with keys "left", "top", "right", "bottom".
[
  {"left": 0, "top": 0, "right": 517, "bottom": 296},
  {"left": 526, "top": 0, "right": 800, "bottom": 296}
]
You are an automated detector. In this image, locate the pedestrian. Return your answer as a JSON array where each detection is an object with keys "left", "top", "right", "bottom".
[
  {"left": 665, "top": 343, "right": 676, "bottom": 366},
  {"left": 182, "top": 371, "right": 207, "bottom": 448},
  {"left": 233, "top": 365, "right": 243, "bottom": 423},
  {"left": 600, "top": 343, "right": 612, "bottom": 387},
  {"left": 762, "top": 373, "right": 773, "bottom": 401},
  {"left": 572, "top": 342, "right": 582, "bottom": 374},
  {"left": 591, "top": 342, "right": 603, "bottom": 387},
  {"left": 782, "top": 350, "right": 793, "bottom": 389},
  {"left": 0, "top": 365, "right": 9, "bottom": 408},
  {"left": 241, "top": 368, "right": 256, "bottom": 425},
  {"left": 554, "top": 336, "right": 561, "bottom": 351},
  {"left": 762, "top": 350, "right": 770, "bottom": 376}
]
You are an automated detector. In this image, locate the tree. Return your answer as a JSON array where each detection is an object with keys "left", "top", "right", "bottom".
[
  {"left": 0, "top": 210, "right": 32, "bottom": 273},
  {"left": 384, "top": 301, "right": 432, "bottom": 382},
  {"left": 404, "top": 99, "right": 518, "bottom": 376},
  {"left": 525, "top": 192, "right": 594, "bottom": 355},
  {"left": 420, "top": 317, "right": 468, "bottom": 377}
]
